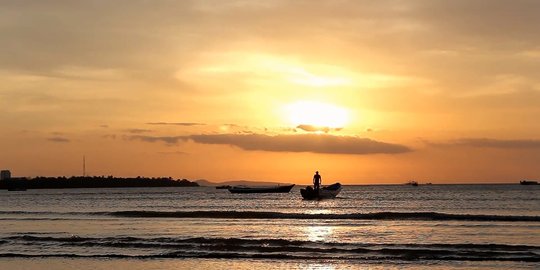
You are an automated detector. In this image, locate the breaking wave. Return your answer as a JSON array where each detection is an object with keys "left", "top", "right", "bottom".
[
  {"left": 0, "top": 210, "right": 539, "bottom": 222},
  {"left": 106, "top": 211, "right": 540, "bottom": 222},
  {"left": 2, "top": 235, "right": 539, "bottom": 262}
]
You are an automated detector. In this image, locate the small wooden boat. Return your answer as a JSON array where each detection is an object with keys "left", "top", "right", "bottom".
[
  {"left": 301, "top": 183, "right": 342, "bottom": 200},
  {"left": 520, "top": 180, "right": 538, "bottom": 185},
  {"left": 228, "top": 184, "right": 295, "bottom": 194}
]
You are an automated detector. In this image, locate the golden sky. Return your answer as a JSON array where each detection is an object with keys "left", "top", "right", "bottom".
[{"left": 1, "top": 1, "right": 539, "bottom": 183}]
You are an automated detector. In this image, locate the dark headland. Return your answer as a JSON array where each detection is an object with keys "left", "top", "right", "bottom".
[{"left": 0, "top": 176, "right": 199, "bottom": 190}]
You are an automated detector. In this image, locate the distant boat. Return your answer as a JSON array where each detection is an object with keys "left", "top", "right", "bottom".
[
  {"left": 7, "top": 187, "right": 27, "bottom": 191},
  {"left": 300, "top": 183, "right": 342, "bottom": 200},
  {"left": 520, "top": 180, "right": 538, "bottom": 185},
  {"left": 228, "top": 184, "right": 295, "bottom": 194},
  {"left": 406, "top": 181, "right": 419, "bottom": 186},
  {"left": 215, "top": 185, "right": 231, "bottom": 189}
]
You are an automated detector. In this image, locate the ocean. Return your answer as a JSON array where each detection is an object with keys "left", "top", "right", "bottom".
[{"left": 0, "top": 184, "right": 538, "bottom": 269}]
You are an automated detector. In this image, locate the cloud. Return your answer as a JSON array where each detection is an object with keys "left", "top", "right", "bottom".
[
  {"left": 124, "top": 128, "right": 152, "bottom": 134},
  {"left": 188, "top": 134, "right": 411, "bottom": 155},
  {"left": 128, "top": 135, "right": 185, "bottom": 145},
  {"left": 432, "top": 138, "right": 540, "bottom": 149},
  {"left": 128, "top": 133, "right": 411, "bottom": 154},
  {"left": 157, "top": 151, "right": 188, "bottom": 155},
  {"left": 146, "top": 122, "right": 205, "bottom": 126},
  {"left": 47, "top": 137, "right": 70, "bottom": 143},
  {"left": 296, "top": 124, "right": 343, "bottom": 133},
  {"left": 454, "top": 138, "right": 540, "bottom": 149},
  {"left": 102, "top": 134, "right": 117, "bottom": 140}
]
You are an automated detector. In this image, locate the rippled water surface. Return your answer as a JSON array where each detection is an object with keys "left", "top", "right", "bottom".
[{"left": 0, "top": 184, "right": 538, "bottom": 269}]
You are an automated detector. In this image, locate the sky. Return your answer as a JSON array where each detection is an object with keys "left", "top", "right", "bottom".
[{"left": 1, "top": 0, "right": 539, "bottom": 184}]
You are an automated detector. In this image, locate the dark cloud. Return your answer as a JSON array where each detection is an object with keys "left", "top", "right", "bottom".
[
  {"left": 47, "top": 137, "right": 70, "bottom": 143},
  {"left": 296, "top": 124, "right": 343, "bottom": 133},
  {"left": 146, "top": 122, "right": 205, "bottom": 126},
  {"left": 432, "top": 138, "right": 540, "bottom": 149},
  {"left": 188, "top": 134, "right": 411, "bottom": 155},
  {"left": 124, "top": 128, "right": 152, "bottom": 134},
  {"left": 157, "top": 151, "right": 188, "bottom": 155},
  {"left": 128, "top": 135, "right": 185, "bottom": 145},
  {"left": 455, "top": 138, "right": 540, "bottom": 149},
  {"left": 223, "top": 124, "right": 242, "bottom": 128},
  {"left": 128, "top": 133, "right": 411, "bottom": 154},
  {"left": 102, "top": 134, "right": 117, "bottom": 140}
]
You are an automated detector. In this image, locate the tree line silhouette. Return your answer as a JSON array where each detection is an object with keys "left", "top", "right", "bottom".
[{"left": 0, "top": 176, "right": 199, "bottom": 190}]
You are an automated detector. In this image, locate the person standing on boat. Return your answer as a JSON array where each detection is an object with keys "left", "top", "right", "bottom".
[{"left": 313, "top": 171, "right": 322, "bottom": 193}]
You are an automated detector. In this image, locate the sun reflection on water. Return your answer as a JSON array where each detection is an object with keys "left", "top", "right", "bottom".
[
  {"left": 305, "top": 209, "right": 333, "bottom": 215},
  {"left": 305, "top": 225, "right": 334, "bottom": 243},
  {"left": 298, "top": 263, "right": 337, "bottom": 270},
  {"left": 303, "top": 199, "right": 339, "bottom": 215}
]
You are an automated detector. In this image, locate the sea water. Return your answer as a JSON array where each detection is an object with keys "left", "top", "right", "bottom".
[{"left": 0, "top": 184, "right": 538, "bottom": 269}]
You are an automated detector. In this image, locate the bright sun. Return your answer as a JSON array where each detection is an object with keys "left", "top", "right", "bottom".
[{"left": 285, "top": 101, "right": 349, "bottom": 128}]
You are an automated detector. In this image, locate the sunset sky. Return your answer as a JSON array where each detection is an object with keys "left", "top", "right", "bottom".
[{"left": 1, "top": 1, "right": 539, "bottom": 184}]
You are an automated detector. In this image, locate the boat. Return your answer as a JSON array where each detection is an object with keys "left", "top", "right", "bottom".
[
  {"left": 520, "top": 180, "right": 538, "bottom": 185},
  {"left": 215, "top": 185, "right": 232, "bottom": 189},
  {"left": 7, "top": 187, "right": 27, "bottom": 191},
  {"left": 300, "top": 182, "right": 342, "bottom": 200},
  {"left": 406, "top": 181, "right": 419, "bottom": 186},
  {"left": 228, "top": 184, "right": 295, "bottom": 194}
]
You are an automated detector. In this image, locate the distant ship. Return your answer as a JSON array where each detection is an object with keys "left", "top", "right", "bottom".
[
  {"left": 406, "top": 181, "right": 419, "bottom": 186},
  {"left": 520, "top": 180, "right": 538, "bottom": 185},
  {"left": 7, "top": 187, "right": 27, "bottom": 191}
]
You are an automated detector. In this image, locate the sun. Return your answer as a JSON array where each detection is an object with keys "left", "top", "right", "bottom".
[{"left": 285, "top": 101, "right": 349, "bottom": 129}]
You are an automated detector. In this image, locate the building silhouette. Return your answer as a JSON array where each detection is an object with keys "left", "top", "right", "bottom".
[{"left": 0, "top": 170, "right": 11, "bottom": 180}]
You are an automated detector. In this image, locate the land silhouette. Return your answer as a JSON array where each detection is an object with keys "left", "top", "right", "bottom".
[{"left": 0, "top": 176, "right": 199, "bottom": 190}]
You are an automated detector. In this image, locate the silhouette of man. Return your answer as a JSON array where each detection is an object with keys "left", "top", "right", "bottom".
[{"left": 313, "top": 171, "right": 321, "bottom": 193}]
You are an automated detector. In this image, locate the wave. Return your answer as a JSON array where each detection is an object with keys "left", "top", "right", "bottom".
[
  {"left": 1, "top": 210, "right": 539, "bottom": 222},
  {"left": 106, "top": 211, "right": 540, "bottom": 222},
  {"left": 3, "top": 235, "right": 539, "bottom": 262},
  {"left": 0, "top": 211, "right": 92, "bottom": 215}
]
